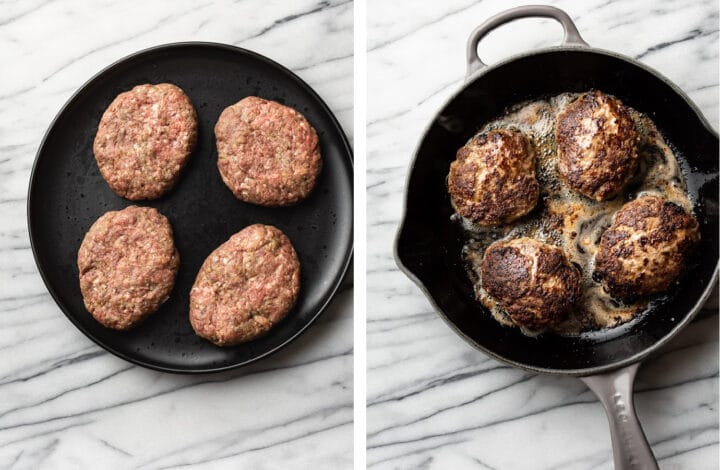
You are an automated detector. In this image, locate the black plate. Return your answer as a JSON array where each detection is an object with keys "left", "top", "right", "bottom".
[{"left": 28, "top": 42, "right": 353, "bottom": 373}]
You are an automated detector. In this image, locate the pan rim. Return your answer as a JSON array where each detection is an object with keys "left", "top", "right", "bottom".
[
  {"left": 27, "top": 41, "right": 354, "bottom": 374},
  {"left": 394, "top": 45, "right": 718, "bottom": 377},
  {"left": 463, "top": 44, "right": 719, "bottom": 135}
]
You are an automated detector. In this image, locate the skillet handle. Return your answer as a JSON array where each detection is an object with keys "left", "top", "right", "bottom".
[
  {"left": 581, "top": 363, "right": 659, "bottom": 470},
  {"left": 466, "top": 5, "right": 588, "bottom": 79}
]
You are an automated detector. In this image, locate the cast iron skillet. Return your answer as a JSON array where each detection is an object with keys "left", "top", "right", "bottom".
[
  {"left": 28, "top": 42, "right": 353, "bottom": 374},
  {"left": 395, "top": 6, "right": 718, "bottom": 469}
]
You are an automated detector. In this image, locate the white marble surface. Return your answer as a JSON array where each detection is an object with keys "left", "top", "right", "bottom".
[
  {"left": 367, "top": 0, "right": 718, "bottom": 469},
  {"left": 0, "top": 1, "right": 352, "bottom": 468}
]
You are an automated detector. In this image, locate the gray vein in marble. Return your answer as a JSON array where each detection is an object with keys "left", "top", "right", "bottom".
[
  {"left": 0, "top": 0, "right": 52, "bottom": 27},
  {"left": 368, "top": 0, "right": 478, "bottom": 52},
  {"left": 636, "top": 27, "right": 718, "bottom": 59},
  {"left": 240, "top": 0, "right": 347, "bottom": 42}
]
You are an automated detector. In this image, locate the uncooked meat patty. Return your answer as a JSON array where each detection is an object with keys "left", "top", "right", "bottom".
[
  {"left": 215, "top": 96, "right": 322, "bottom": 206},
  {"left": 481, "top": 238, "right": 582, "bottom": 330},
  {"left": 594, "top": 196, "right": 699, "bottom": 300},
  {"left": 555, "top": 91, "right": 640, "bottom": 201},
  {"left": 77, "top": 206, "right": 179, "bottom": 330},
  {"left": 93, "top": 83, "right": 198, "bottom": 200},
  {"left": 190, "top": 224, "right": 300, "bottom": 346},
  {"left": 448, "top": 128, "right": 539, "bottom": 226}
]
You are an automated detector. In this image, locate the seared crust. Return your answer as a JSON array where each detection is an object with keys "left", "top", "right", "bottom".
[
  {"left": 215, "top": 96, "right": 322, "bottom": 206},
  {"left": 93, "top": 83, "right": 198, "bottom": 200},
  {"left": 594, "top": 196, "right": 699, "bottom": 299},
  {"left": 555, "top": 91, "right": 640, "bottom": 201},
  {"left": 77, "top": 206, "right": 179, "bottom": 330},
  {"left": 190, "top": 224, "right": 300, "bottom": 346},
  {"left": 448, "top": 128, "right": 539, "bottom": 226},
  {"left": 481, "top": 238, "right": 582, "bottom": 330}
]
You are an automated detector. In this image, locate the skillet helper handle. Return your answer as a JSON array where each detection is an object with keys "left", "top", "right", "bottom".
[
  {"left": 466, "top": 5, "right": 588, "bottom": 79},
  {"left": 581, "top": 363, "right": 659, "bottom": 470}
]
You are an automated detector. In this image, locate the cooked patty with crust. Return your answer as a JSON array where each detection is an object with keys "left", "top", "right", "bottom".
[
  {"left": 190, "top": 224, "right": 300, "bottom": 346},
  {"left": 481, "top": 238, "right": 582, "bottom": 330},
  {"left": 93, "top": 83, "right": 198, "bottom": 200},
  {"left": 555, "top": 91, "right": 640, "bottom": 201},
  {"left": 77, "top": 206, "right": 179, "bottom": 330},
  {"left": 215, "top": 96, "right": 322, "bottom": 206},
  {"left": 594, "top": 196, "right": 699, "bottom": 300},
  {"left": 448, "top": 128, "right": 539, "bottom": 226}
]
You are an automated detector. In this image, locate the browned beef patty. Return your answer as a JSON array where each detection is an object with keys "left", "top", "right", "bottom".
[
  {"left": 93, "top": 83, "right": 198, "bottom": 200},
  {"left": 448, "top": 128, "right": 539, "bottom": 226},
  {"left": 481, "top": 237, "right": 582, "bottom": 330},
  {"left": 555, "top": 90, "right": 640, "bottom": 201},
  {"left": 190, "top": 224, "right": 300, "bottom": 346},
  {"left": 594, "top": 196, "right": 699, "bottom": 300},
  {"left": 77, "top": 206, "right": 179, "bottom": 330},
  {"left": 215, "top": 96, "right": 322, "bottom": 206}
]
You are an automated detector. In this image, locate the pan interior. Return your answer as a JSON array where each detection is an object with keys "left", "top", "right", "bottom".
[
  {"left": 397, "top": 49, "right": 718, "bottom": 373},
  {"left": 28, "top": 44, "right": 353, "bottom": 373}
]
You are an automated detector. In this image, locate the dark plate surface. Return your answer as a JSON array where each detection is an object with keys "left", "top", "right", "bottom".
[
  {"left": 396, "top": 48, "right": 718, "bottom": 375},
  {"left": 28, "top": 42, "right": 353, "bottom": 373}
]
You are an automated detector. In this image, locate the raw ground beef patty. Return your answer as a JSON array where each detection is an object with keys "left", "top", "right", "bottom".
[
  {"left": 215, "top": 96, "right": 322, "bottom": 206},
  {"left": 93, "top": 83, "right": 198, "bottom": 200},
  {"left": 77, "top": 206, "right": 180, "bottom": 330},
  {"left": 190, "top": 224, "right": 301, "bottom": 346}
]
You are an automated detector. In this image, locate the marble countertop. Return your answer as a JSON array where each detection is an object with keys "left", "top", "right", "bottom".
[
  {"left": 367, "top": 0, "right": 718, "bottom": 469},
  {"left": 0, "top": 1, "right": 352, "bottom": 468}
]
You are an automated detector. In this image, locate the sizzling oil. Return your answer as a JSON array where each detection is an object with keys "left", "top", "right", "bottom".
[{"left": 459, "top": 92, "right": 693, "bottom": 336}]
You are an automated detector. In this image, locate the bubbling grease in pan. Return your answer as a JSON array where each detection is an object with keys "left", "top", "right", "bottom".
[{"left": 458, "top": 92, "right": 693, "bottom": 336}]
